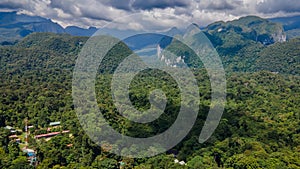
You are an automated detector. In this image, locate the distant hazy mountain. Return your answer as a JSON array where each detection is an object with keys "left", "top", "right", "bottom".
[
  {"left": 93, "top": 27, "right": 182, "bottom": 51},
  {"left": 0, "top": 11, "right": 184, "bottom": 50},
  {"left": 65, "top": 26, "right": 97, "bottom": 37},
  {"left": 0, "top": 11, "right": 64, "bottom": 44},
  {"left": 270, "top": 15, "right": 300, "bottom": 31}
]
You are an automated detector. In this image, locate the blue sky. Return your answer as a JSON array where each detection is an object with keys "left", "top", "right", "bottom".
[{"left": 1, "top": 0, "right": 300, "bottom": 30}]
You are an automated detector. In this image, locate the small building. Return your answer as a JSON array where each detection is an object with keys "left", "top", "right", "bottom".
[
  {"left": 9, "top": 135, "right": 18, "bottom": 139},
  {"left": 24, "top": 149, "right": 35, "bottom": 157},
  {"left": 22, "top": 148, "right": 37, "bottom": 165},
  {"left": 5, "top": 126, "right": 16, "bottom": 132},
  {"left": 47, "top": 125, "right": 61, "bottom": 132},
  {"left": 179, "top": 161, "right": 186, "bottom": 165},
  {"left": 34, "top": 130, "right": 70, "bottom": 139},
  {"left": 174, "top": 159, "right": 186, "bottom": 165},
  {"left": 9, "top": 135, "right": 21, "bottom": 143},
  {"left": 23, "top": 148, "right": 36, "bottom": 158},
  {"left": 67, "top": 144, "right": 73, "bottom": 147},
  {"left": 5, "top": 126, "right": 14, "bottom": 130},
  {"left": 49, "top": 121, "right": 61, "bottom": 126},
  {"left": 5, "top": 126, "right": 20, "bottom": 134}
]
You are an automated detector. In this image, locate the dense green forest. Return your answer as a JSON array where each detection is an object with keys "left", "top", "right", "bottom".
[
  {"left": 166, "top": 16, "right": 299, "bottom": 75},
  {"left": 0, "top": 31, "right": 299, "bottom": 169}
]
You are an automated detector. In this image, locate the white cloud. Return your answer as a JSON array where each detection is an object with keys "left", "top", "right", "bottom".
[
  {"left": 257, "top": 0, "right": 300, "bottom": 13},
  {"left": 1, "top": 0, "right": 300, "bottom": 30}
]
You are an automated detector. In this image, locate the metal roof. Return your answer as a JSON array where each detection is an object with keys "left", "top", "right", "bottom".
[
  {"left": 34, "top": 130, "right": 70, "bottom": 139},
  {"left": 49, "top": 121, "right": 61, "bottom": 126}
]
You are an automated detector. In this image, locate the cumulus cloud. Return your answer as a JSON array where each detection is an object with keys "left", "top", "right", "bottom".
[
  {"left": 105, "top": 0, "right": 132, "bottom": 10},
  {"left": 50, "top": 0, "right": 128, "bottom": 21},
  {"left": 0, "top": 0, "right": 299, "bottom": 30},
  {"left": 131, "top": 0, "right": 189, "bottom": 10},
  {"left": 257, "top": 0, "right": 300, "bottom": 13},
  {"left": 0, "top": 0, "right": 36, "bottom": 11},
  {"left": 202, "top": 0, "right": 244, "bottom": 11},
  {"left": 0, "top": 1, "right": 24, "bottom": 10}
]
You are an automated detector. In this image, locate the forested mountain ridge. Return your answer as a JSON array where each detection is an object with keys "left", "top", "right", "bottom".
[
  {"left": 163, "top": 16, "right": 299, "bottom": 75},
  {"left": 2, "top": 28, "right": 299, "bottom": 76},
  {"left": 205, "top": 16, "right": 286, "bottom": 45}
]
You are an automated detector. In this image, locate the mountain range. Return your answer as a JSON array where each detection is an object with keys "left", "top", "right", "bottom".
[
  {"left": 1, "top": 11, "right": 300, "bottom": 45},
  {"left": 0, "top": 11, "right": 64, "bottom": 44}
]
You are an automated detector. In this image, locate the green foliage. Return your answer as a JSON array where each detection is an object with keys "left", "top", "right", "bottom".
[
  {"left": 206, "top": 16, "right": 285, "bottom": 45},
  {"left": 10, "top": 156, "right": 33, "bottom": 169},
  {"left": 286, "top": 29, "right": 300, "bottom": 39},
  {"left": 253, "top": 38, "right": 300, "bottom": 75},
  {"left": 91, "top": 157, "right": 118, "bottom": 169},
  {"left": 0, "top": 33, "right": 299, "bottom": 168}
]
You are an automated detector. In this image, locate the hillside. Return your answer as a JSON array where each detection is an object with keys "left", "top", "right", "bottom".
[
  {"left": 205, "top": 16, "right": 286, "bottom": 47},
  {"left": 162, "top": 16, "right": 300, "bottom": 75}
]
